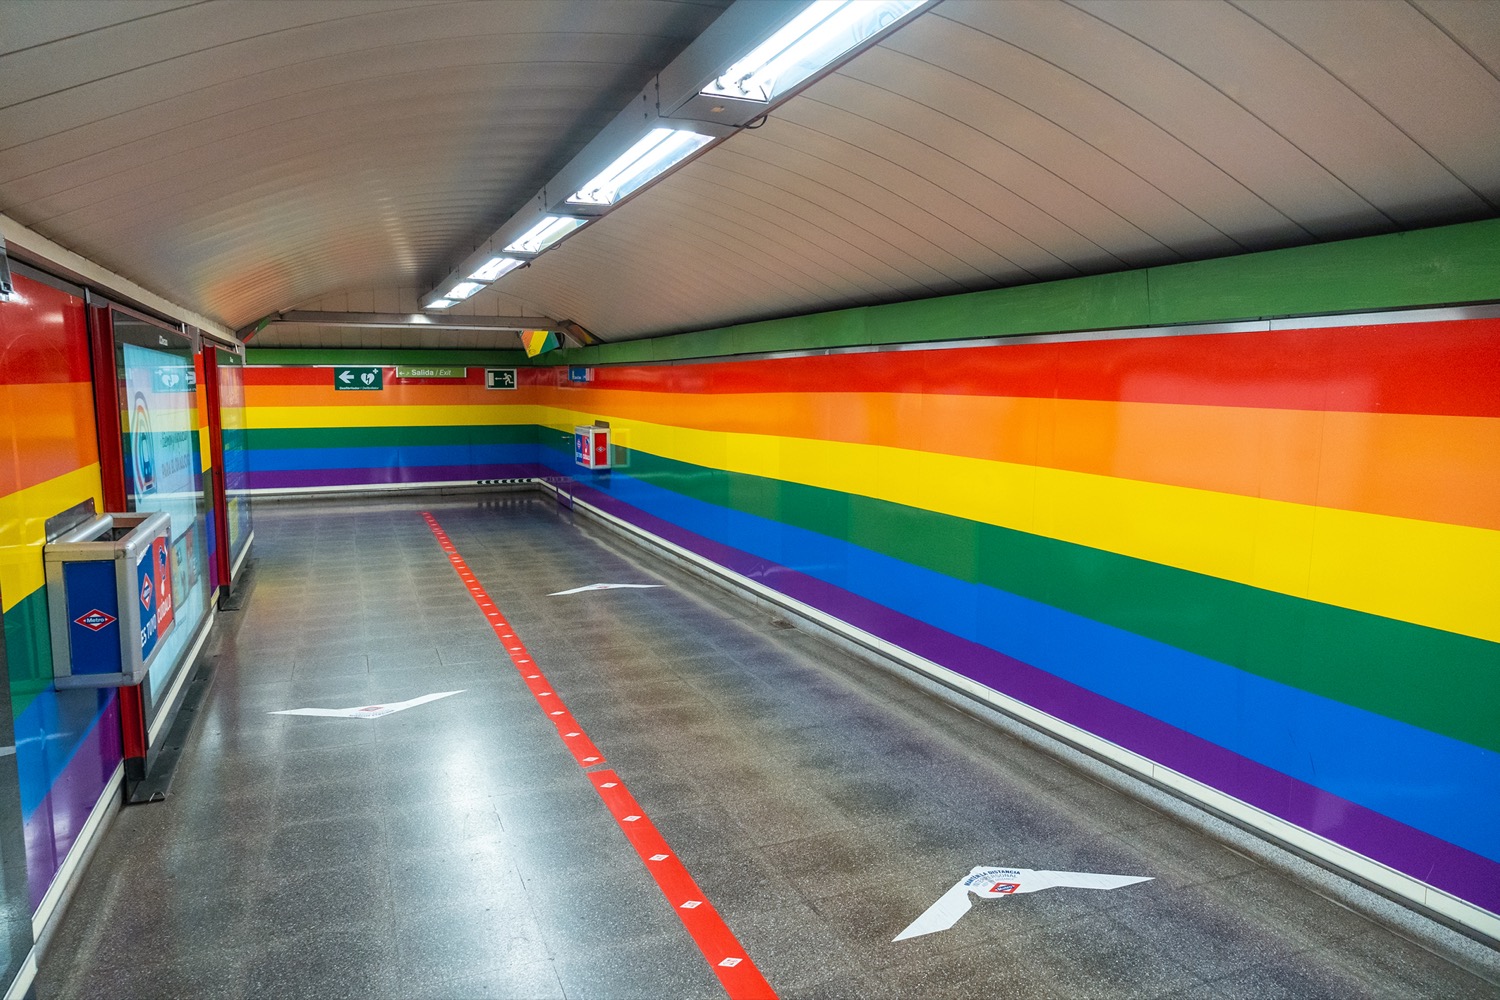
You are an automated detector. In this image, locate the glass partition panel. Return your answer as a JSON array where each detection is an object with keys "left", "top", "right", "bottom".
[
  {"left": 113, "top": 314, "right": 210, "bottom": 725},
  {"left": 216, "top": 348, "right": 253, "bottom": 573}
]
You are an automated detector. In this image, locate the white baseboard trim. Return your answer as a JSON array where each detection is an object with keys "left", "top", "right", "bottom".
[
  {"left": 229, "top": 531, "right": 254, "bottom": 580},
  {"left": 4, "top": 948, "right": 36, "bottom": 1000},
  {"left": 247, "top": 478, "right": 533, "bottom": 498},
  {"left": 540, "top": 480, "right": 1500, "bottom": 952},
  {"left": 147, "top": 607, "right": 217, "bottom": 748}
]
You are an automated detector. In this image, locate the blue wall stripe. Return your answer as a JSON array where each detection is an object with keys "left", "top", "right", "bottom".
[
  {"left": 538, "top": 449, "right": 1500, "bottom": 862},
  {"left": 248, "top": 443, "right": 537, "bottom": 472},
  {"left": 14, "top": 687, "right": 116, "bottom": 821}
]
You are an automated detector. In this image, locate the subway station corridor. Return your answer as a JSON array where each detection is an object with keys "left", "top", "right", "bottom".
[{"left": 32, "top": 495, "right": 1498, "bottom": 999}]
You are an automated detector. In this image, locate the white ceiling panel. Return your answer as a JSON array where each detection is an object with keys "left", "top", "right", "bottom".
[
  {"left": 838, "top": 47, "right": 1242, "bottom": 260},
  {"left": 1, "top": 0, "right": 1495, "bottom": 346},
  {"left": 797, "top": 73, "right": 1179, "bottom": 270},
  {"left": 0, "top": 1, "right": 201, "bottom": 58},
  {"left": 1078, "top": 0, "right": 1488, "bottom": 228},
  {"left": 1235, "top": 0, "right": 1500, "bottom": 201}
]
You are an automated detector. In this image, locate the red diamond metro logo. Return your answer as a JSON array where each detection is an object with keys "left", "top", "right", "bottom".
[{"left": 74, "top": 609, "right": 117, "bottom": 632}]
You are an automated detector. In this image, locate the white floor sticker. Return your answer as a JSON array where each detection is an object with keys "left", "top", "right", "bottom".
[
  {"left": 270, "top": 690, "right": 465, "bottom": 720},
  {"left": 548, "top": 583, "right": 664, "bottom": 596},
  {"left": 894, "top": 866, "right": 1154, "bottom": 941}
]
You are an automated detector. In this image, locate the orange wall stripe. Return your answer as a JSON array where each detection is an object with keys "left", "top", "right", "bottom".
[
  {"left": 536, "top": 386, "right": 1500, "bottom": 532},
  {"left": 0, "top": 382, "right": 100, "bottom": 498}
]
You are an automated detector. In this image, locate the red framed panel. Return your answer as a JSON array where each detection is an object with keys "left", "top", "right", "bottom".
[{"left": 201, "top": 346, "right": 232, "bottom": 595}]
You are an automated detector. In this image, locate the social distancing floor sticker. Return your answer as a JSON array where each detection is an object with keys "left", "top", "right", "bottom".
[
  {"left": 270, "top": 690, "right": 464, "bottom": 720},
  {"left": 548, "top": 583, "right": 665, "bottom": 596},
  {"left": 895, "top": 866, "right": 1154, "bottom": 941}
]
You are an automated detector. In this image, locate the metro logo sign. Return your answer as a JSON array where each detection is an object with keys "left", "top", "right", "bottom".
[{"left": 74, "top": 610, "right": 117, "bottom": 632}]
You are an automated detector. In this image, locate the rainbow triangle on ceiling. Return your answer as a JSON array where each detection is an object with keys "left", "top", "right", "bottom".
[{"left": 521, "top": 329, "right": 559, "bottom": 358}]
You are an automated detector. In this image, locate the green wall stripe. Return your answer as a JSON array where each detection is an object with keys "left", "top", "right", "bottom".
[
  {"left": 541, "top": 429, "right": 1500, "bottom": 752},
  {"left": 1146, "top": 221, "right": 1500, "bottom": 326},
  {"left": 246, "top": 425, "right": 536, "bottom": 450},
  {"left": 5, "top": 590, "right": 54, "bottom": 720},
  {"left": 557, "top": 218, "right": 1500, "bottom": 366},
  {"left": 245, "top": 348, "right": 534, "bottom": 366}
]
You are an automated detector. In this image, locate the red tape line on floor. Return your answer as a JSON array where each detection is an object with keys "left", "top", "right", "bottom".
[
  {"left": 590, "top": 769, "right": 777, "bottom": 999},
  {"left": 423, "top": 512, "right": 605, "bottom": 766},
  {"left": 423, "top": 513, "right": 776, "bottom": 999}
]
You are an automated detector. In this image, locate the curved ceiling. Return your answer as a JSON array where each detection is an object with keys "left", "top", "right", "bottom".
[{"left": 2, "top": 0, "right": 1497, "bottom": 348}]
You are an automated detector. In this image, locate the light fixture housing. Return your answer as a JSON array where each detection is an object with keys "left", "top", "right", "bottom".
[
  {"left": 445, "top": 281, "right": 483, "bottom": 300},
  {"left": 504, "top": 216, "right": 588, "bottom": 255},
  {"left": 567, "top": 128, "right": 714, "bottom": 207},
  {"left": 469, "top": 256, "right": 525, "bottom": 281},
  {"left": 701, "top": 0, "right": 930, "bottom": 104},
  {"left": 426, "top": 298, "right": 456, "bottom": 310}
]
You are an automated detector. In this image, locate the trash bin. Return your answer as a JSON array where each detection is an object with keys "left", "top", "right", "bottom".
[
  {"left": 574, "top": 424, "right": 611, "bottom": 469},
  {"left": 44, "top": 510, "right": 175, "bottom": 688}
]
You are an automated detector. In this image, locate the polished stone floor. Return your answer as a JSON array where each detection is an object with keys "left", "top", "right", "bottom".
[{"left": 35, "top": 494, "right": 1500, "bottom": 998}]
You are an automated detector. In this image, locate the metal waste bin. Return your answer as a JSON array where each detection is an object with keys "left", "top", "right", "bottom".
[
  {"left": 574, "top": 424, "right": 611, "bottom": 469},
  {"left": 44, "top": 511, "right": 175, "bottom": 688}
]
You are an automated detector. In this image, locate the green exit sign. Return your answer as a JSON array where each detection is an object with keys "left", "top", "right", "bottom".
[{"left": 333, "top": 366, "right": 383, "bottom": 390}]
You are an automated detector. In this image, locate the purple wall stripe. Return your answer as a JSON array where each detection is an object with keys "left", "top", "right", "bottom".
[
  {"left": 22, "top": 698, "right": 122, "bottom": 910},
  {"left": 562, "top": 477, "right": 1500, "bottom": 915}
]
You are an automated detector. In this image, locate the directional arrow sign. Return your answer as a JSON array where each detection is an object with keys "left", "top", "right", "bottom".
[
  {"left": 485, "top": 367, "right": 517, "bottom": 390},
  {"left": 894, "top": 866, "right": 1154, "bottom": 941},
  {"left": 548, "top": 583, "right": 664, "bottom": 596},
  {"left": 333, "top": 365, "right": 383, "bottom": 390},
  {"left": 269, "top": 690, "right": 463, "bottom": 719}
]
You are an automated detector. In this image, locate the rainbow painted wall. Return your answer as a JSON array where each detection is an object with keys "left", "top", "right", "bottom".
[
  {"left": 242, "top": 367, "right": 540, "bottom": 490},
  {"left": 0, "top": 274, "right": 122, "bottom": 910},
  {"left": 245, "top": 310, "right": 1500, "bottom": 924},
  {"left": 242, "top": 223, "right": 1500, "bottom": 928},
  {"left": 507, "top": 313, "right": 1500, "bottom": 923}
]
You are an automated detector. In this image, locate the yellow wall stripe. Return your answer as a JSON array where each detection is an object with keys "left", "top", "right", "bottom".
[
  {"left": 0, "top": 465, "right": 105, "bottom": 613},
  {"left": 246, "top": 403, "right": 545, "bottom": 430},
  {"left": 532, "top": 404, "right": 1500, "bottom": 643}
]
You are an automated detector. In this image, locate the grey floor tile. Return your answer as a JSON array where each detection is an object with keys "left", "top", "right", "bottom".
[
  {"left": 548, "top": 927, "right": 724, "bottom": 1000},
  {"left": 393, "top": 896, "right": 552, "bottom": 984},
  {"left": 243, "top": 924, "right": 412, "bottom": 1000},
  {"left": 408, "top": 959, "right": 567, "bottom": 1000},
  {"left": 33, "top": 495, "right": 1498, "bottom": 1000}
]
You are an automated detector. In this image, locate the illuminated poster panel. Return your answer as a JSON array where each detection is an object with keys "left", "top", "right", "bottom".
[{"left": 114, "top": 315, "right": 210, "bottom": 717}]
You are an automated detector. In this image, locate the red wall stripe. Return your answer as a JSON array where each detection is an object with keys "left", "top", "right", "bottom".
[{"left": 578, "top": 318, "right": 1500, "bottom": 417}]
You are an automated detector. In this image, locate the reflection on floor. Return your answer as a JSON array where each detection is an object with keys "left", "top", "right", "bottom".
[{"left": 35, "top": 495, "right": 1500, "bottom": 998}]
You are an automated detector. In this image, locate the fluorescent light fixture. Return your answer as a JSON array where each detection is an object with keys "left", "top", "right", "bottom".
[
  {"left": 568, "top": 128, "right": 714, "bottom": 207},
  {"left": 469, "top": 256, "right": 525, "bottom": 281},
  {"left": 445, "top": 281, "right": 483, "bottom": 301},
  {"left": 427, "top": 298, "right": 456, "bottom": 309},
  {"left": 504, "top": 216, "right": 587, "bottom": 254},
  {"left": 702, "top": 0, "right": 929, "bottom": 104}
]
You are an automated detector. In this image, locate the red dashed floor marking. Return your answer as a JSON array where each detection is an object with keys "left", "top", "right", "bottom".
[{"left": 423, "top": 512, "right": 776, "bottom": 1000}]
